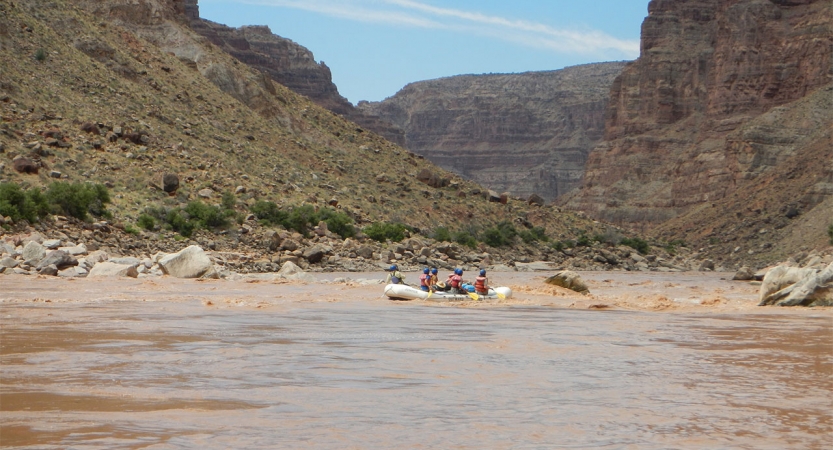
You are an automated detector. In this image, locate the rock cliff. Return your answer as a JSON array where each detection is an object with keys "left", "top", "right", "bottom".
[
  {"left": 357, "top": 63, "right": 627, "bottom": 202},
  {"left": 186, "top": 8, "right": 405, "bottom": 145},
  {"left": 562, "top": 0, "right": 833, "bottom": 235}
]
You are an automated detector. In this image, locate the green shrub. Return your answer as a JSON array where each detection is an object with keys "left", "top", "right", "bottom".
[
  {"left": 621, "top": 237, "right": 650, "bottom": 255},
  {"left": 663, "top": 239, "right": 686, "bottom": 255},
  {"left": 34, "top": 48, "right": 47, "bottom": 62},
  {"left": 46, "top": 182, "right": 110, "bottom": 220},
  {"left": 124, "top": 224, "right": 139, "bottom": 235},
  {"left": 221, "top": 190, "right": 236, "bottom": 210},
  {"left": 482, "top": 221, "right": 518, "bottom": 247},
  {"left": 167, "top": 210, "right": 195, "bottom": 237},
  {"left": 452, "top": 230, "right": 478, "bottom": 249},
  {"left": 284, "top": 204, "right": 319, "bottom": 236},
  {"left": 137, "top": 213, "right": 156, "bottom": 231},
  {"left": 251, "top": 200, "right": 287, "bottom": 226},
  {"left": 317, "top": 208, "right": 356, "bottom": 239},
  {"left": 433, "top": 226, "right": 452, "bottom": 242},
  {"left": 184, "top": 201, "right": 229, "bottom": 229},
  {"left": 551, "top": 241, "right": 565, "bottom": 252},
  {"left": 576, "top": 234, "right": 592, "bottom": 247},
  {"left": 520, "top": 226, "right": 549, "bottom": 244},
  {"left": 0, "top": 183, "right": 50, "bottom": 223},
  {"left": 364, "top": 222, "right": 408, "bottom": 243}
]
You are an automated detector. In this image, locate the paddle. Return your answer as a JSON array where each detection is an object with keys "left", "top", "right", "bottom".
[
  {"left": 467, "top": 291, "right": 479, "bottom": 301},
  {"left": 495, "top": 291, "right": 506, "bottom": 300},
  {"left": 426, "top": 290, "right": 433, "bottom": 300}
]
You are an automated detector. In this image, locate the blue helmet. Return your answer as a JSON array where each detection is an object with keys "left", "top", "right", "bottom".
[
  {"left": 455, "top": 268, "right": 463, "bottom": 275},
  {"left": 480, "top": 269, "right": 486, "bottom": 276},
  {"left": 431, "top": 267, "right": 438, "bottom": 274},
  {"left": 390, "top": 265, "right": 398, "bottom": 271},
  {"left": 423, "top": 268, "right": 429, "bottom": 274}
]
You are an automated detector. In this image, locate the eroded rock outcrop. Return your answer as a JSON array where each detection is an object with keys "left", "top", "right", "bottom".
[
  {"left": 358, "top": 63, "right": 627, "bottom": 201},
  {"left": 562, "top": 0, "right": 833, "bottom": 229}
]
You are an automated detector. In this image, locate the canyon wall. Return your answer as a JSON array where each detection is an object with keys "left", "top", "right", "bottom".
[
  {"left": 186, "top": 9, "right": 405, "bottom": 145},
  {"left": 562, "top": 0, "right": 833, "bottom": 226},
  {"left": 358, "top": 63, "right": 627, "bottom": 201}
]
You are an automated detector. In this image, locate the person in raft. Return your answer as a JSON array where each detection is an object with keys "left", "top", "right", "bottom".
[
  {"left": 429, "top": 267, "right": 439, "bottom": 291},
  {"left": 448, "top": 268, "right": 465, "bottom": 294},
  {"left": 419, "top": 268, "right": 431, "bottom": 292},
  {"left": 385, "top": 265, "right": 405, "bottom": 284},
  {"left": 474, "top": 269, "right": 490, "bottom": 295}
]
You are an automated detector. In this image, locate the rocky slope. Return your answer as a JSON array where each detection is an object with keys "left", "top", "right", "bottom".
[
  {"left": 560, "top": 0, "right": 832, "bottom": 260},
  {"left": 186, "top": 10, "right": 405, "bottom": 146},
  {"left": 0, "top": 0, "right": 635, "bottom": 270},
  {"left": 357, "top": 63, "right": 627, "bottom": 202}
]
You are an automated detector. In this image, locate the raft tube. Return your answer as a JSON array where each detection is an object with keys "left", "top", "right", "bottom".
[{"left": 383, "top": 284, "right": 512, "bottom": 301}]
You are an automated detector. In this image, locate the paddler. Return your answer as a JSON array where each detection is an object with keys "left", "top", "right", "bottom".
[
  {"left": 419, "top": 267, "right": 431, "bottom": 292},
  {"left": 385, "top": 264, "right": 405, "bottom": 284},
  {"left": 474, "top": 269, "right": 490, "bottom": 295}
]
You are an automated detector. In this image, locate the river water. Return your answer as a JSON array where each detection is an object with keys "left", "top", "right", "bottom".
[{"left": 1, "top": 273, "right": 831, "bottom": 449}]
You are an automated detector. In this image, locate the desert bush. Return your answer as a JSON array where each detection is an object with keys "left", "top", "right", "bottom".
[
  {"left": 482, "top": 221, "right": 518, "bottom": 247},
  {"left": 34, "top": 48, "right": 47, "bottom": 62},
  {"left": 137, "top": 213, "right": 156, "bottom": 231},
  {"left": 46, "top": 182, "right": 110, "bottom": 220},
  {"left": 433, "top": 226, "right": 452, "bottom": 242},
  {"left": 317, "top": 207, "right": 356, "bottom": 239},
  {"left": 184, "top": 200, "right": 229, "bottom": 229},
  {"left": 0, "top": 183, "right": 51, "bottom": 223},
  {"left": 364, "top": 222, "right": 409, "bottom": 243},
  {"left": 520, "top": 226, "right": 549, "bottom": 244},
  {"left": 621, "top": 237, "right": 650, "bottom": 255},
  {"left": 452, "top": 230, "right": 478, "bottom": 249},
  {"left": 221, "top": 190, "right": 236, "bottom": 210},
  {"left": 251, "top": 200, "right": 287, "bottom": 226}
]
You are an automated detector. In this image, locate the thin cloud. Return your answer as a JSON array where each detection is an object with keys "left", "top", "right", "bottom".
[{"left": 223, "top": 0, "right": 639, "bottom": 58}]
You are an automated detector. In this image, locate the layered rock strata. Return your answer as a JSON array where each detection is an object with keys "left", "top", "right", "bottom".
[
  {"left": 358, "top": 63, "right": 627, "bottom": 202},
  {"left": 562, "top": 0, "right": 833, "bottom": 227}
]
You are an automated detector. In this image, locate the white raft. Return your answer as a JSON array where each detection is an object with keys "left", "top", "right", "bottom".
[{"left": 384, "top": 284, "right": 512, "bottom": 302}]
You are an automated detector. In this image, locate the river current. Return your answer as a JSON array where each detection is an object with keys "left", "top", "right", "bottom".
[{"left": 1, "top": 273, "right": 831, "bottom": 449}]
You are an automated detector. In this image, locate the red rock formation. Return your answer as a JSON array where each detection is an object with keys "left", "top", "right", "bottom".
[
  {"left": 563, "top": 0, "right": 833, "bottom": 226},
  {"left": 358, "top": 63, "right": 627, "bottom": 201}
]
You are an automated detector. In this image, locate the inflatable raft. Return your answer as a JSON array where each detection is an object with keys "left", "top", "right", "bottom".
[{"left": 384, "top": 284, "right": 512, "bottom": 302}]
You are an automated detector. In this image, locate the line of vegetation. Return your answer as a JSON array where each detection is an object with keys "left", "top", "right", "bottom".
[
  {"left": 0, "top": 181, "right": 110, "bottom": 223},
  {"left": 252, "top": 201, "right": 356, "bottom": 239}
]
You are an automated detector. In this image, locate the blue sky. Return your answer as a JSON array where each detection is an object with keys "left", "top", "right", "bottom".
[{"left": 199, "top": 0, "right": 649, "bottom": 104}]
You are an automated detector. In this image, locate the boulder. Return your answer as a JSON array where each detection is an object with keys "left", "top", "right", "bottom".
[
  {"left": 276, "top": 261, "right": 315, "bottom": 282},
  {"left": 36, "top": 250, "right": 78, "bottom": 270},
  {"left": 515, "top": 261, "right": 557, "bottom": 271},
  {"left": 759, "top": 262, "right": 833, "bottom": 307},
  {"left": 527, "top": 193, "right": 545, "bottom": 206},
  {"left": 88, "top": 261, "right": 139, "bottom": 278},
  {"left": 198, "top": 188, "right": 214, "bottom": 199},
  {"left": 162, "top": 173, "right": 179, "bottom": 193},
  {"left": 158, "top": 245, "right": 214, "bottom": 278},
  {"left": 759, "top": 265, "right": 816, "bottom": 300},
  {"left": 732, "top": 266, "right": 755, "bottom": 281},
  {"left": 416, "top": 168, "right": 448, "bottom": 188},
  {"left": 43, "top": 239, "right": 62, "bottom": 249},
  {"left": 58, "top": 266, "right": 88, "bottom": 278},
  {"left": 21, "top": 241, "right": 46, "bottom": 264},
  {"left": 38, "top": 264, "right": 59, "bottom": 276},
  {"left": 487, "top": 190, "right": 501, "bottom": 203},
  {"left": 12, "top": 156, "right": 39, "bottom": 174},
  {"left": 1, "top": 257, "right": 19, "bottom": 268},
  {"left": 545, "top": 270, "right": 590, "bottom": 293},
  {"left": 698, "top": 259, "right": 715, "bottom": 271},
  {"left": 281, "top": 239, "right": 300, "bottom": 252},
  {"left": 59, "top": 243, "right": 88, "bottom": 256},
  {"left": 356, "top": 245, "right": 374, "bottom": 259},
  {"left": 303, "top": 244, "right": 329, "bottom": 264},
  {"left": 86, "top": 250, "right": 110, "bottom": 266}
]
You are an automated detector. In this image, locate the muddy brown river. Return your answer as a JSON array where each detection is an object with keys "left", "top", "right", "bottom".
[{"left": 1, "top": 272, "right": 831, "bottom": 449}]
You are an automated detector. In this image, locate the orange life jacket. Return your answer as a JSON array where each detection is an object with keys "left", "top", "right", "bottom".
[{"left": 475, "top": 276, "right": 487, "bottom": 293}]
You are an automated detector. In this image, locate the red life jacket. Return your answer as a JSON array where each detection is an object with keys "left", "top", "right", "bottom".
[
  {"left": 475, "top": 276, "right": 487, "bottom": 293},
  {"left": 450, "top": 274, "right": 462, "bottom": 288},
  {"left": 419, "top": 273, "right": 429, "bottom": 287}
]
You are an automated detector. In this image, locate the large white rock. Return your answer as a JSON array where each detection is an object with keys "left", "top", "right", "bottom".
[
  {"left": 22, "top": 240, "right": 45, "bottom": 263},
  {"left": 759, "top": 265, "right": 816, "bottom": 300},
  {"left": 759, "top": 262, "right": 833, "bottom": 307},
  {"left": 59, "top": 243, "right": 88, "bottom": 256},
  {"left": 276, "top": 261, "right": 315, "bottom": 282},
  {"left": 88, "top": 261, "right": 139, "bottom": 278},
  {"left": 158, "top": 245, "right": 214, "bottom": 278}
]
